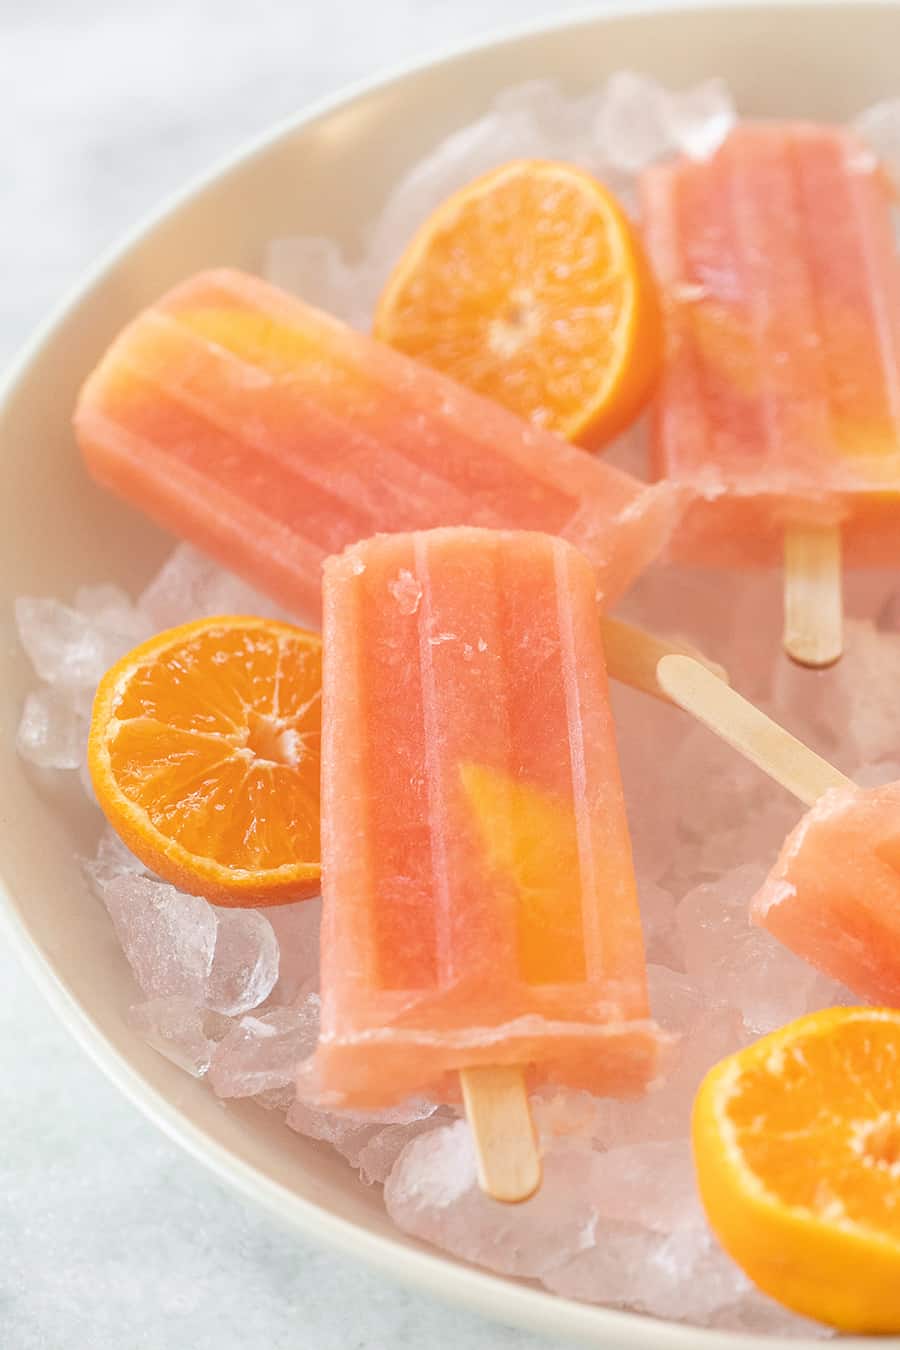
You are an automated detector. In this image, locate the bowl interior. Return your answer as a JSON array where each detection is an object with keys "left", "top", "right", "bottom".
[{"left": 3, "top": 5, "right": 900, "bottom": 1347}]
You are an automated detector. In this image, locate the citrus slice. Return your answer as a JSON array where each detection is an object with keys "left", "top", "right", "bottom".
[
  {"left": 88, "top": 616, "right": 321, "bottom": 906},
  {"left": 693, "top": 1006, "right": 900, "bottom": 1332},
  {"left": 460, "top": 763, "right": 586, "bottom": 985},
  {"left": 373, "top": 159, "right": 662, "bottom": 448}
]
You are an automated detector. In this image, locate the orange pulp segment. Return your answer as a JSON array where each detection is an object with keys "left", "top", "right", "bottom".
[
  {"left": 459, "top": 762, "right": 587, "bottom": 986},
  {"left": 88, "top": 616, "right": 322, "bottom": 906},
  {"left": 374, "top": 159, "right": 663, "bottom": 449},
  {"left": 693, "top": 1006, "right": 900, "bottom": 1332}
]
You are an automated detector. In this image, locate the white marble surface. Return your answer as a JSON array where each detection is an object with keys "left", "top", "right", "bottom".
[{"left": 1, "top": 2, "right": 612, "bottom": 1346}]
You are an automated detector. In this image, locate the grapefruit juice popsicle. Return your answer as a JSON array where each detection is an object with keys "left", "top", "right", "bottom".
[
  {"left": 312, "top": 527, "right": 663, "bottom": 1115},
  {"left": 74, "top": 269, "right": 679, "bottom": 623},
  {"left": 642, "top": 125, "right": 900, "bottom": 666}
]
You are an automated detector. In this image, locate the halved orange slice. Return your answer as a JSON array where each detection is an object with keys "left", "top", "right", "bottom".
[
  {"left": 374, "top": 159, "right": 663, "bottom": 448},
  {"left": 88, "top": 616, "right": 321, "bottom": 906},
  {"left": 694, "top": 1006, "right": 900, "bottom": 1332}
]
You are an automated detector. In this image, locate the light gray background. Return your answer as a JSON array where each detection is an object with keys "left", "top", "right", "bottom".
[{"left": 2, "top": 3, "right": 611, "bottom": 1347}]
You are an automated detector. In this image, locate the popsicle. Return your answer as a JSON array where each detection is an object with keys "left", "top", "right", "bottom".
[
  {"left": 311, "top": 526, "right": 664, "bottom": 1196},
  {"left": 755, "top": 782, "right": 900, "bottom": 1005},
  {"left": 642, "top": 124, "right": 900, "bottom": 668},
  {"left": 656, "top": 655, "right": 900, "bottom": 1006},
  {"left": 73, "top": 267, "right": 679, "bottom": 633}
]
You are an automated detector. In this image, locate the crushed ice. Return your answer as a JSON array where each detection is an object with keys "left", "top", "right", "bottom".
[
  {"left": 265, "top": 72, "right": 737, "bottom": 318},
  {"left": 16, "top": 72, "right": 898, "bottom": 1334}
]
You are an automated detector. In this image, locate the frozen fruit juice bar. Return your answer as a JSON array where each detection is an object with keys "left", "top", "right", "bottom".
[
  {"left": 753, "top": 781, "right": 900, "bottom": 1005},
  {"left": 642, "top": 124, "right": 900, "bottom": 568},
  {"left": 657, "top": 654, "right": 900, "bottom": 1007},
  {"left": 74, "top": 269, "right": 679, "bottom": 622},
  {"left": 312, "top": 526, "right": 662, "bottom": 1109}
]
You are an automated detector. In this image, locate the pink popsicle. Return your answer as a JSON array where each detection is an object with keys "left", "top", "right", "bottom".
[
  {"left": 309, "top": 526, "right": 663, "bottom": 1110},
  {"left": 656, "top": 653, "right": 900, "bottom": 1008},
  {"left": 754, "top": 782, "right": 900, "bottom": 1005},
  {"left": 74, "top": 269, "right": 680, "bottom": 622},
  {"left": 642, "top": 124, "right": 900, "bottom": 569}
]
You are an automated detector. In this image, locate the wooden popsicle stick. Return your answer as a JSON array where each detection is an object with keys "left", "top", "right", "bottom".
[
  {"left": 783, "top": 524, "right": 843, "bottom": 669},
  {"left": 460, "top": 1065, "right": 541, "bottom": 1204},
  {"left": 656, "top": 654, "right": 852, "bottom": 808},
  {"left": 600, "top": 617, "right": 729, "bottom": 701}
]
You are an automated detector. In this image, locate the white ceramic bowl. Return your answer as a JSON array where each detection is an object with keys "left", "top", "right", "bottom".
[{"left": 3, "top": 4, "right": 899, "bottom": 1346}]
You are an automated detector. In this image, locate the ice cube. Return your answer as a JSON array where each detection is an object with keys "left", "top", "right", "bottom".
[
  {"left": 587, "top": 1138, "right": 704, "bottom": 1234},
  {"left": 128, "top": 997, "right": 232, "bottom": 1076},
  {"left": 16, "top": 596, "right": 142, "bottom": 687},
  {"left": 102, "top": 875, "right": 216, "bottom": 1002},
  {"left": 205, "top": 907, "right": 279, "bottom": 1016},
  {"left": 286, "top": 1101, "right": 381, "bottom": 1166},
  {"left": 366, "top": 116, "right": 530, "bottom": 275},
  {"left": 16, "top": 687, "right": 86, "bottom": 769},
  {"left": 356, "top": 1110, "right": 455, "bottom": 1186},
  {"left": 770, "top": 660, "right": 846, "bottom": 761},
  {"left": 530, "top": 1088, "right": 609, "bottom": 1148},
  {"left": 100, "top": 874, "right": 278, "bottom": 1014},
  {"left": 668, "top": 736, "right": 785, "bottom": 886},
  {"left": 695, "top": 796, "right": 801, "bottom": 878},
  {"left": 264, "top": 237, "right": 370, "bottom": 330},
  {"left": 773, "top": 619, "right": 900, "bottom": 769},
  {"left": 492, "top": 79, "right": 610, "bottom": 171},
  {"left": 287, "top": 1095, "right": 436, "bottom": 1170},
  {"left": 385, "top": 1121, "right": 598, "bottom": 1278},
  {"left": 82, "top": 826, "right": 147, "bottom": 898},
  {"left": 667, "top": 78, "right": 736, "bottom": 159},
  {"left": 589, "top": 997, "right": 743, "bottom": 1150},
  {"left": 74, "top": 583, "right": 151, "bottom": 642},
  {"left": 832, "top": 621, "right": 900, "bottom": 765},
  {"left": 137, "top": 544, "right": 288, "bottom": 631},
  {"left": 647, "top": 1005, "right": 745, "bottom": 1133},
  {"left": 261, "top": 898, "right": 321, "bottom": 1004},
  {"left": 366, "top": 84, "right": 590, "bottom": 286},
  {"left": 854, "top": 98, "right": 900, "bottom": 184},
  {"left": 639, "top": 879, "right": 683, "bottom": 967},
  {"left": 253, "top": 1085, "right": 297, "bottom": 1113},
  {"left": 678, "top": 864, "right": 833, "bottom": 1034},
  {"left": 647, "top": 963, "right": 704, "bottom": 1034},
  {"left": 596, "top": 72, "right": 671, "bottom": 173},
  {"left": 545, "top": 1223, "right": 752, "bottom": 1322},
  {"left": 610, "top": 686, "right": 686, "bottom": 884},
  {"left": 209, "top": 997, "right": 320, "bottom": 1098},
  {"left": 679, "top": 864, "right": 768, "bottom": 974},
  {"left": 74, "top": 581, "right": 134, "bottom": 619}
]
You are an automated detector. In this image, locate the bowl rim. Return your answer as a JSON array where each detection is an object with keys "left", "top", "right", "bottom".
[{"left": 2, "top": 3, "right": 896, "bottom": 1346}]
